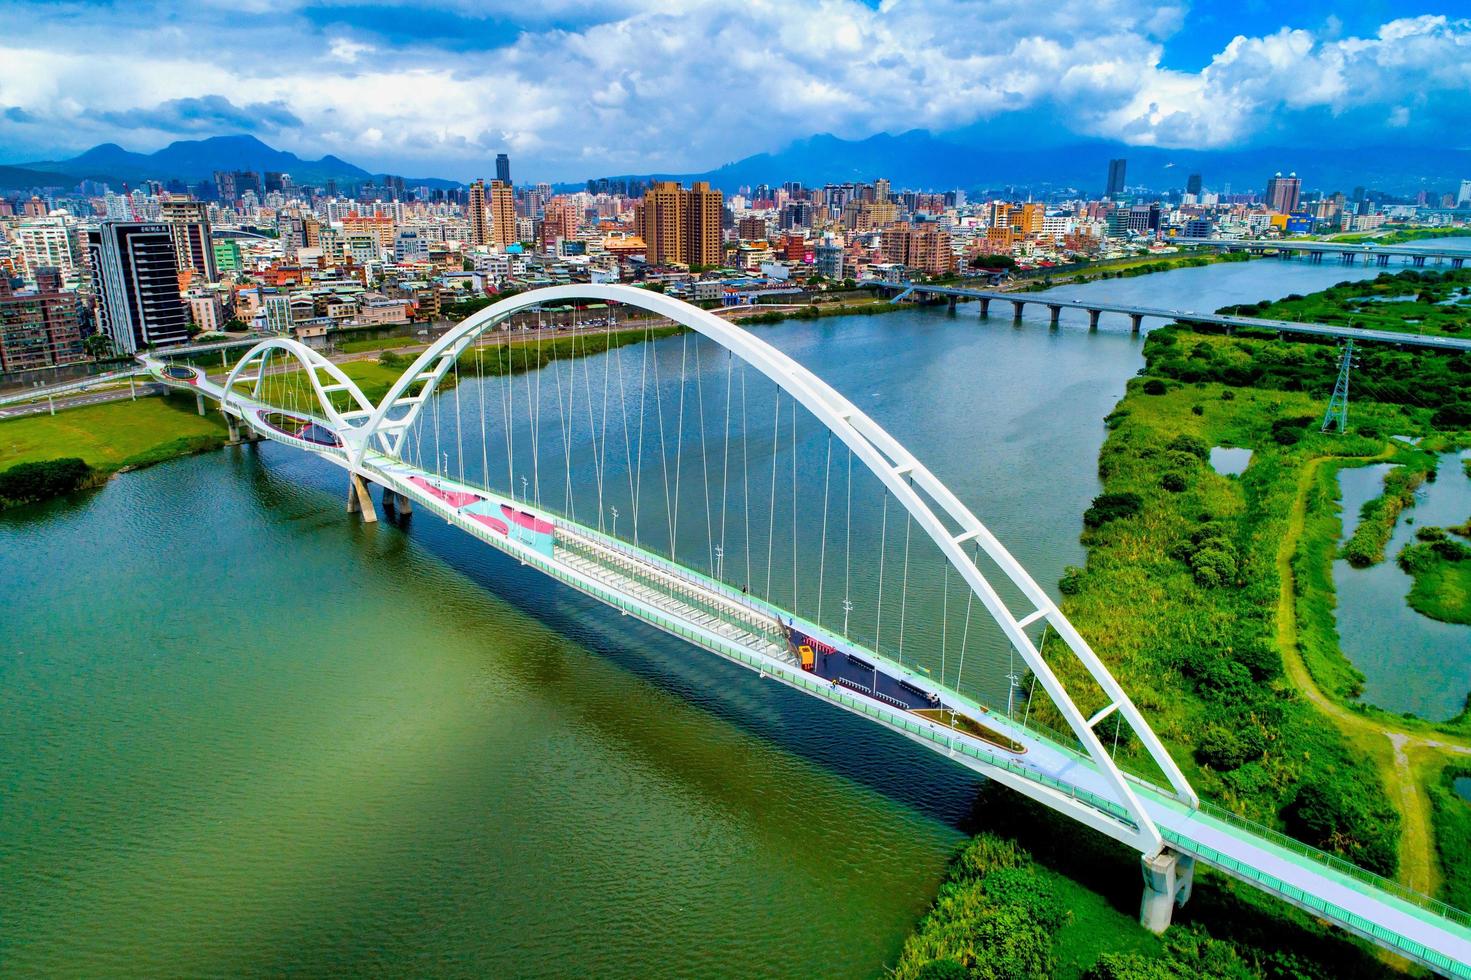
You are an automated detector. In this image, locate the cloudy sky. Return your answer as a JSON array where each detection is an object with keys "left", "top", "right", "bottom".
[{"left": 0, "top": 0, "right": 1467, "bottom": 180}]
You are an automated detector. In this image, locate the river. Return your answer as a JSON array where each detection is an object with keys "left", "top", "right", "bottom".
[{"left": 0, "top": 255, "right": 1419, "bottom": 976}]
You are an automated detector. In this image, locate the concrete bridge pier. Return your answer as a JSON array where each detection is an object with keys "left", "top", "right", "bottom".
[
  {"left": 1139, "top": 850, "right": 1194, "bottom": 933},
  {"left": 1087, "top": 309, "right": 1101, "bottom": 331},
  {"left": 385, "top": 489, "right": 413, "bottom": 514},
  {"left": 977, "top": 298, "right": 991, "bottom": 318},
  {"left": 1413, "top": 254, "right": 1427, "bottom": 267},
  {"left": 1341, "top": 252, "right": 1356, "bottom": 264},
  {"left": 1454, "top": 257, "right": 1465, "bottom": 269},
  {"left": 1376, "top": 253, "right": 1390, "bottom": 267},
  {"left": 1129, "top": 313, "right": 1144, "bottom": 335},
  {"left": 225, "top": 413, "right": 241, "bottom": 444},
  {"left": 1047, "top": 304, "right": 1061, "bottom": 327},
  {"left": 1310, "top": 251, "right": 1323, "bottom": 264},
  {"left": 346, "top": 473, "right": 379, "bottom": 524},
  {"left": 946, "top": 295, "right": 957, "bottom": 312},
  {"left": 1011, "top": 300, "right": 1025, "bottom": 324},
  {"left": 195, "top": 392, "right": 207, "bottom": 416}
]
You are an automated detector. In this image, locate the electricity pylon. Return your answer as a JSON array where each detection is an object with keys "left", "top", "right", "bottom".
[{"left": 1321, "top": 339, "right": 1355, "bottom": 434}]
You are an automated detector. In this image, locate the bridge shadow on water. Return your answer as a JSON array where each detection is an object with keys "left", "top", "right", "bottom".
[{"left": 243, "top": 443, "right": 988, "bottom": 839}]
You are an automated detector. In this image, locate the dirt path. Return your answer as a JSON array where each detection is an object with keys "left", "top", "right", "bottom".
[{"left": 1275, "top": 451, "right": 1471, "bottom": 897}]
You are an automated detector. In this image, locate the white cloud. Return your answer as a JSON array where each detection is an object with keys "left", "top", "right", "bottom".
[{"left": 0, "top": 1, "right": 1465, "bottom": 179}]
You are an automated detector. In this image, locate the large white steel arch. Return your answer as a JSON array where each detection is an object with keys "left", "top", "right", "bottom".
[
  {"left": 358, "top": 284, "right": 1198, "bottom": 853},
  {"left": 222, "top": 337, "right": 378, "bottom": 434}
]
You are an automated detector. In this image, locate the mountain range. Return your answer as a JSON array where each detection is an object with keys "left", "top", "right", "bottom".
[
  {"left": 584, "top": 131, "right": 1471, "bottom": 197},
  {"left": 3, "top": 131, "right": 1466, "bottom": 197},
  {"left": 4, "top": 134, "right": 457, "bottom": 191}
]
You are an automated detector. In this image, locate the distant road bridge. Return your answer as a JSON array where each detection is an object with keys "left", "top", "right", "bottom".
[
  {"left": 1174, "top": 236, "right": 1470, "bottom": 268},
  {"left": 874, "top": 282, "right": 1471, "bottom": 352},
  {"left": 142, "top": 284, "right": 1471, "bottom": 976}
]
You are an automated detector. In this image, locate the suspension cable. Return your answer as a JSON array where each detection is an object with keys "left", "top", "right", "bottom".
[
  {"left": 817, "top": 429, "right": 832, "bottom": 625},
  {"left": 897, "top": 476, "right": 914, "bottom": 667},
  {"left": 765, "top": 387, "right": 781, "bottom": 600},
  {"left": 875, "top": 491, "right": 889, "bottom": 655}
]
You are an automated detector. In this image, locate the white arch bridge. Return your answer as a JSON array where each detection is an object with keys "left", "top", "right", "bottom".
[{"left": 145, "top": 284, "right": 1470, "bottom": 976}]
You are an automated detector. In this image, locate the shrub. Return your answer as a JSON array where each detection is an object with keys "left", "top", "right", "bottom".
[
  {"left": 1165, "top": 449, "right": 1200, "bottom": 470},
  {"left": 914, "top": 959, "right": 967, "bottom": 980},
  {"left": 1161, "top": 471, "right": 1188, "bottom": 493},
  {"left": 1058, "top": 565, "right": 1086, "bottom": 596},
  {"left": 1284, "top": 777, "right": 1399, "bottom": 876},
  {"left": 1196, "top": 725, "right": 1267, "bottom": 771},
  {"left": 1191, "top": 404, "right": 1204, "bottom": 416},
  {"left": 982, "top": 866, "right": 1067, "bottom": 933},
  {"left": 1431, "top": 402, "right": 1471, "bottom": 427},
  {"left": 1167, "top": 434, "right": 1209, "bottom": 460},
  {"left": 1141, "top": 378, "right": 1167, "bottom": 395},
  {"left": 1417, "top": 526, "right": 1448, "bottom": 543},
  {"left": 1083, "top": 492, "right": 1143, "bottom": 528},
  {"left": 0, "top": 457, "right": 93, "bottom": 504},
  {"left": 1220, "top": 389, "right": 1235, "bottom": 401},
  {"left": 1190, "top": 546, "right": 1238, "bottom": 586}
]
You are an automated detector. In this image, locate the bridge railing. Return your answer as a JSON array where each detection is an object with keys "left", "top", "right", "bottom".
[
  {"left": 1161, "top": 829, "right": 1471, "bottom": 978},
  {"left": 1187, "top": 799, "right": 1471, "bottom": 930}
]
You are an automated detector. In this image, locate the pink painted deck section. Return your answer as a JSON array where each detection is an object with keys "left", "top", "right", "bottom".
[
  {"left": 501, "top": 504, "right": 554, "bottom": 534},
  {"left": 468, "top": 513, "right": 509, "bottom": 535},
  {"left": 409, "top": 476, "right": 482, "bottom": 509}
]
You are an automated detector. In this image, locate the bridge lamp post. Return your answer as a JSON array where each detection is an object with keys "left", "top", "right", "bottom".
[
  {"left": 520, "top": 475, "right": 529, "bottom": 503},
  {"left": 1007, "top": 671, "right": 1022, "bottom": 718},
  {"left": 610, "top": 506, "right": 619, "bottom": 540},
  {"left": 842, "top": 597, "right": 853, "bottom": 637},
  {"left": 714, "top": 544, "right": 724, "bottom": 581}
]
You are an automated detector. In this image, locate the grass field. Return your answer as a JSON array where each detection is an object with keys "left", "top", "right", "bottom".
[
  {"left": 338, "top": 334, "right": 424, "bottom": 354},
  {"left": 1404, "top": 551, "right": 1471, "bottom": 625},
  {"left": 0, "top": 393, "right": 228, "bottom": 473}
]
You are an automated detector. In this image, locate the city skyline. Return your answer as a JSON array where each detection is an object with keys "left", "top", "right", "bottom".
[{"left": 1, "top": 2, "right": 1469, "bottom": 181}]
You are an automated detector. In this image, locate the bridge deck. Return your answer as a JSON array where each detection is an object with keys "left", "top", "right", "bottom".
[
  {"left": 150, "top": 358, "right": 1471, "bottom": 977},
  {"left": 879, "top": 282, "right": 1471, "bottom": 352}
]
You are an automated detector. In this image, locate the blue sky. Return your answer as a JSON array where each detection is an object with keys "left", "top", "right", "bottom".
[{"left": 0, "top": 0, "right": 1467, "bottom": 180}]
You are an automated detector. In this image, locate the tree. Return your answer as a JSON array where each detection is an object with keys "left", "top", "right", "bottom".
[{"left": 82, "top": 334, "right": 114, "bottom": 360}]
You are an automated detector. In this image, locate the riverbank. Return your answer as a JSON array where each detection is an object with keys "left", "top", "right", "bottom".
[
  {"left": 896, "top": 270, "right": 1471, "bottom": 975},
  {"left": 1014, "top": 249, "right": 1254, "bottom": 291},
  {"left": 0, "top": 393, "right": 228, "bottom": 510}
]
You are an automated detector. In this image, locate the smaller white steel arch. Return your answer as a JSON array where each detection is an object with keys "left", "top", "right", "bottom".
[
  {"left": 221, "top": 338, "right": 378, "bottom": 440},
  {"left": 355, "top": 284, "right": 1198, "bottom": 855}
]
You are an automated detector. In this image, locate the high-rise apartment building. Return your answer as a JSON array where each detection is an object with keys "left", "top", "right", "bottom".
[
  {"left": 467, "top": 179, "right": 489, "bottom": 246},
  {"left": 1186, "top": 173, "right": 1203, "bottom": 197},
  {"left": 489, "top": 180, "right": 517, "bottom": 246},
  {"left": 496, "top": 153, "right": 511, "bottom": 184},
  {"left": 1457, "top": 179, "right": 1471, "bottom": 206},
  {"left": 737, "top": 216, "right": 767, "bottom": 240},
  {"left": 1265, "top": 172, "right": 1302, "bottom": 213},
  {"left": 540, "top": 198, "right": 579, "bottom": 249},
  {"left": 880, "top": 224, "right": 954, "bottom": 276},
  {"left": 0, "top": 267, "right": 84, "bottom": 372},
  {"left": 15, "top": 218, "right": 76, "bottom": 283},
  {"left": 634, "top": 181, "right": 723, "bottom": 268},
  {"left": 84, "top": 221, "right": 189, "bottom": 354},
  {"left": 159, "top": 199, "right": 217, "bottom": 282},
  {"left": 1106, "top": 158, "right": 1127, "bottom": 198},
  {"left": 1017, "top": 203, "right": 1045, "bottom": 237}
]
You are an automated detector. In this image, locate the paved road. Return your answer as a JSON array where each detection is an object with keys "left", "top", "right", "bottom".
[{"left": 0, "top": 383, "right": 166, "bottom": 420}]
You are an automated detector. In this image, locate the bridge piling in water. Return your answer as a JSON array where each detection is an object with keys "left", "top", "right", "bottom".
[
  {"left": 1011, "top": 300, "right": 1025, "bottom": 324},
  {"left": 977, "top": 298, "right": 990, "bottom": 318},
  {"left": 1047, "top": 304, "right": 1061, "bottom": 327},
  {"left": 346, "top": 473, "right": 379, "bottom": 523},
  {"left": 1139, "top": 850, "right": 1194, "bottom": 933},
  {"left": 1088, "top": 309, "right": 1101, "bottom": 331},
  {"left": 1130, "top": 313, "right": 1144, "bottom": 335}
]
